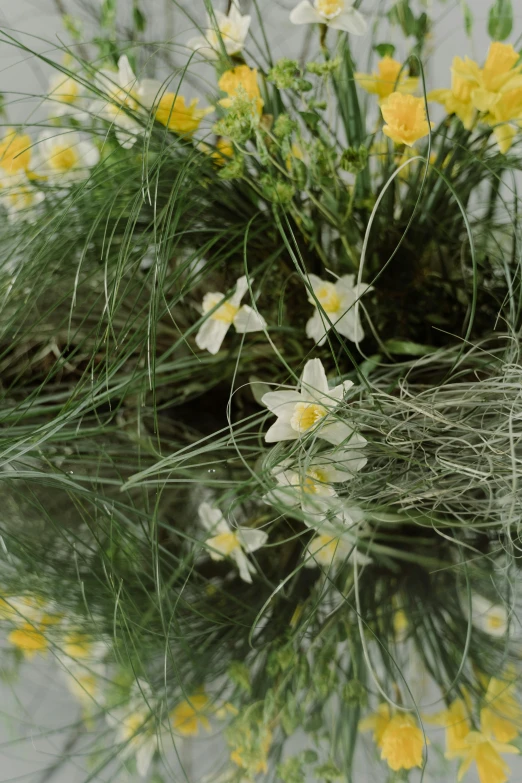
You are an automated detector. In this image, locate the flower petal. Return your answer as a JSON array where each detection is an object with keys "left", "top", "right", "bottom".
[
  {"left": 237, "top": 527, "right": 268, "bottom": 553},
  {"left": 261, "top": 390, "right": 302, "bottom": 415},
  {"left": 328, "top": 8, "right": 367, "bottom": 35},
  {"left": 233, "top": 549, "right": 254, "bottom": 583},
  {"left": 265, "top": 419, "right": 299, "bottom": 443},
  {"left": 195, "top": 319, "right": 230, "bottom": 354},
  {"left": 233, "top": 305, "right": 266, "bottom": 333},
  {"left": 289, "top": 0, "right": 322, "bottom": 25},
  {"left": 301, "top": 358, "right": 329, "bottom": 400},
  {"left": 306, "top": 310, "right": 329, "bottom": 345},
  {"left": 319, "top": 420, "right": 355, "bottom": 446}
]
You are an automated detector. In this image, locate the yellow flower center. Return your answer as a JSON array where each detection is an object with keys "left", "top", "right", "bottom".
[
  {"left": 0, "top": 130, "right": 32, "bottom": 174},
  {"left": 49, "top": 143, "right": 79, "bottom": 172},
  {"left": 315, "top": 283, "right": 342, "bottom": 314},
  {"left": 316, "top": 0, "right": 344, "bottom": 17},
  {"left": 290, "top": 402, "right": 328, "bottom": 433},
  {"left": 63, "top": 632, "right": 93, "bottom": 658},
  {"left": 52, "top": 77, "right": 80, "bottom": 105},
  {"left": 8, "top": 623, "right": 49, "bottom": 656},
  {"left": 209, "top": 531, "right": 240, "bottom": 556},
  {"left": 302, "top": 467, "right": 330, "bottom": 494},
  {"left": 171, "top": 693, "right": 210, "bottom": 737},
  {"left": 203, "top": 293, "right": 240, "bottom": 324},
  {"left": 486, "top": 612, "right": 505, "bottom": 631}
]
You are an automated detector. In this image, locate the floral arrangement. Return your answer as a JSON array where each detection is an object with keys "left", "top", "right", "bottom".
[{"left": 1, "top": 0, "right": 522, "bottom": 781}]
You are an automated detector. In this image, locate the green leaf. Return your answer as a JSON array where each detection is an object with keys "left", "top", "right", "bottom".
[
  {"left": 298, "top": 111, "right": 321, "bottom": 130},
  {"left": 384, "top": 340, "right": 438, "bottom": 356},
  {"left": 374, "top": 43, "right": 396, "bottom": 58},
  {"left": 388, "top": 1, "right": 416, "bottom": 37},
  {"left": 488, "top": 0, "right": 513, "bottom": 41},
  {"left": 461, "top": 1, "right": 473, "bottom": 36},
  {"left": 133, "top": 5, "right": 147, "bottom": 32}
]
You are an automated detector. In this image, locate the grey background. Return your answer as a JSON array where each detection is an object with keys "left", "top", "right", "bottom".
[{"left": 1, "top": 1, "right": 521, "bottom": 781}]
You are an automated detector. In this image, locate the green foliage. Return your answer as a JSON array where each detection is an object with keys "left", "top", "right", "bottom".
[{"left": 488, "top": 0, "right": 513, "bottom": 41}]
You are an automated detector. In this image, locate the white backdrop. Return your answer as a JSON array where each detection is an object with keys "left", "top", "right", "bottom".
[{"left": 1, "top": 1, "right": 521, "bottom": 781}]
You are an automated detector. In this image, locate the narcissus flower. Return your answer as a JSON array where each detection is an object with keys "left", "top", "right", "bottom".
[
  {"left": 230, "top": 725, "right": 272, "bottom": 774},
  {"left": 171, "top": 691, "right": 211, "bottom": 737},
  {"left": 47, "top": 72, "right": 85, "bottom": 118},
  {"left": 198, "top": 502, "right": 268, "bottom": 584},
  {"left": 92, "top": 55, "right": 143, "bottom": 148},
  {"left": 380, "top": 713, "right": 426, "bottom": 771},
  {"left": 0, "top": 173, "right": 44, "bottom": 222},
  {"left": 195, "top": 275, "right": 266, "bottom": 355},
  {"left": 218, "top": 65, "right": 264, "bottom": 116},
  {"left": 262, "top": 358, "right": 361, "bottom": 446},
  {"left": 428, "top": 56, "right": 479, "bottom": 130},
  {"left": 381, "top": 92, "right": 431, "bottom": 146},
  {"left": 151, "top": 93, "right": 212, "bottom": 135},
  {"left": 188, "top": 1, "right": 251, "bottom": 59},
  {"left": 356, "top": 57, "right": 418, "bottom": 104},
  {"left": 472, "top": 42, "right": 522, "bottom": 113},
  {"left": 481, "top": 674, "right": 522, "bottom": 743},
  {"left": 305, "top": 520, "right": 369, "bottom": 569},
  {"left": 360, "top": 703, "right": 392, "bottom": 747},
  {"left": 0, "top": 128, "right": 32, "bottom": 175},
  {"left": 471, "top": 594, "right": 508, "bottom": 637},
  {"left": 108, "top": 679, "right": 158, "bottom": 777},
  {"left": 35, "top": 131, "right": 99, "bottom": 183},
  {"left": 428, "top": 697, "right": 471, "bottom": 753},
  {"left": 305, "top": 273, "right": 372, "bottom": 345},
  {"left": 8, "top": 622, "right": 50, "bottom": 658},
  {"left": 290, "top": 0, "right": 367, "bottom": 36},
  {"left": 446, "top": 716, "right": 519, "bottom": 783}
]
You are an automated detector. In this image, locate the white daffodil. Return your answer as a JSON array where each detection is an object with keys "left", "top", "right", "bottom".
[
  {"left": 268, "top": 447, "right": 367, "bottom": 517},
  {"left": 195, "top": 275, "right": 266, "bottom": 355},
  {"left": 289, "top": 0, "right": 367, "bottom": 35},
  {"left": 305, "top": 520, "right": 371, "bottom": 569},
  {"left": 198, "top": 502, "right": 268, "bottom": 584},
  {"left": 107, "top": 679, "right": 159, "bottom": 778},
  {"left": 34, "top": 130, "right": 99, "bottom": 183},
  {"left": 471, "top": 594, "right": 508, "bottom": 637},
  {"left": 56, "top": 633, "right": 109, "bottom": 711},
  {"left": 306, "top": 274, "right": 372, "bottom": 346},
  {"left": 262, "top": 358, "right": 362, "bottom": 446},
  {"left": 188, "top": 1, "right": 251, "bottom": 59},
  {"left": 0, "top": 172, "right": 44, "bottom": 222},
  {"left": 47, "top": 72, "right": 86, "bottom": 119},
  {"left": 92, "top": 55, "right": 160, "bottom": 149}
]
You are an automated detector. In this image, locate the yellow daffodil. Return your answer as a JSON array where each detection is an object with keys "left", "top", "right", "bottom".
[
  {"left": 429, "top": 55, "right": 478, "bottom": 130},
  {"left": 153, "top": 93, "right": 213, "bottom": 135},
  {"left": 359, "top": 703, "right": 392, "bottom": 747},
  {"left": 380, "top": 712, "right": 426, "bottom": 772},
  {"left": 428, "top": 697, "right": 471, "bottom": 753},
  {"left": 0, "top": 128, "right": 32, "bottom": 175},
  {"left": 171, "top": 691, "right": 211, "bottom": 736},
  {"left": 481, "top": 674, "right": 522, "bottom": 743},
  {"left": 381, "top": 93, "right": 431, "bottom": 146},
  {"left": 473, "top": 42, "right": 522, "bottom": 112},
  {"left": 218, "top": 65, "right": 264, "bottom": 116},
  {"left": 446, "top": 715, "right": 519, "bottom": 783},
  {"left": 230, "top": 725, "right": 272, "bottom": 774},
  {"left": 356, "top": 57, "right": 418, "bottom": 104}
]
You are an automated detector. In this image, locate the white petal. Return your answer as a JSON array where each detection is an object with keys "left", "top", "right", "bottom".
[
  {"left": 305, "top": 274, "right": 325, "bottom": 303},
  {"left": 237, "top": 527, "right": 268, "bottom": 553},
  {"left": 328, "top": 8, "right": 367, "bottom": 35},
  {"left": 136, "top": 740, "right": 156, "bottom": 778},
  {"left": 233, "top": 305, "right": 266, "bottom": 334},
  {"left": 77, "top": 141, "right": 100, "bottom": 168},
  {"left": 290, "top": 0, "right": 322, "bottom": 25},
  {"left": 306, "top": 311, "right": 329, "bottom": 346},
  {"left": 265, "top": 419, "right": 299, "bottom": 443},
  {"left": 320, "top": 420, "right": 354, "bottom": 446},
  {"left": 327, "top": 380, "right": 354, "bottom": 402},
  {"left": 115, "top": 126, "right": 138, "bottom": 149},
  {"left": 118, "top": 55, "right": 136, "bottom": 89},
  {"left": 195, "top": 319, "right": 230, "bottom": 354},
  {"left": 336, "top": 311, "right": 365, "bottom": 343},
  {"left": 301, "top": 358, "right": 329, "bottom": 400},
  {"left": 137, "top": 79, "right": 164, "bottom": 109},
  {"left": 261, "top": 390, "right": 301, "bottom": 415},
  {"left": 198, "top": 503, "right": 227, "bottom": 532},
  {"left": 233, "top": 550, "right": 254, "bottom": 583},
  {"left": 231, "top": 275, "right": 250, "bottom": 306}
]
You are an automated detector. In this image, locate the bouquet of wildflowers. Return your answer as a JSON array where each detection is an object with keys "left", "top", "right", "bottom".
[{"left": 1, "top": 0, "right": 522, "bottom": 780}]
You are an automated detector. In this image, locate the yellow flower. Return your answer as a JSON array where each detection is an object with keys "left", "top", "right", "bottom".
[
  {"left": 356, "top": 57, "right": 418, "bottom": 104},
  {"left": 154, "top": 94, "right": 212, "bottom": 135},
  {"left": 230, "top": 725, "right": 272, "bottom": 774},
  {"left": 212, "top": 137, "right": 234, "bottom": 166},
  {"left": 381, "top": 93, "right": 431, "bottom": 146},
  {"left": 446, "top": 717, "right": 519, "bottom": 783},
  {"left": 428, "top": 55, "right": 478, "bottom": 130},
  {"left": 380, "top": 712, "right": 426, "bottom": 771},
  {"left": 171, "top": 691, "right": 211, "bottom": 736},
  {"left": 0, "top": 128, "right": 32, "bottom": 175},
  {"left": 359, "top": 703, "right": 392, "bottom": 748},
  {"left": 218, "top": 65, "right": 264, "bottom": 115},
  {"left": 8, "top": 622, "right": 49, "bottom": 659},
  {"left": 471, "top": 42, "right": 522, "bottom": 114},
  {"left": 481, "top": 675, "right": 522, "bottom": 743},
  {"left": 428, "top": 698, "right": 472, "bottom": 753}
]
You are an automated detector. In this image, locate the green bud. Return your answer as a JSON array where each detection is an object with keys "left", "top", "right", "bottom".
[
  {"left": 261, "top": 175, "right": 295, "bottom": 205},
  {"left": 218, "top": 154, "right": 244, "bottom": 180},
  {"left": 343, "top": 678, "right": 367, "bottom": 707},
  {"left": 228, "top": 660, "right": 251, "bottom": 693},
  {"left": 306, "top": 57, "right": 341, "bottom": 76},
  {"left": 273, "top": 113, "right": 297, "bottom": 139},
  {"left": 340, "top": 145, "right": 369, "bottom": 174},
  {"left": 267, "top": 58, "right": 301, "bottom": 90},
  {"left": 277, "top": 756, "right": 303, "bottom": 783}
]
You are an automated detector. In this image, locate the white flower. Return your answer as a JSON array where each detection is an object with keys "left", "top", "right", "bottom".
[
  {"left": 0, "top": 172, "right": 44, "bottom": 222},
  {"left": 306, "top": 274, "right": 372, "bottom": 345},
  {"left": 305, "top": 520, "right": 370, "bottom": 569},
  {"left": 198, "top": 502, "right": 268, "bottom": 584},
  {"left": 188, "top": 2, "right": 251, "bottom": 59},
  {"left": 471, "top": 594, "right": 508, "bottom": 637},
  {"left": 262, "top": 358, "right": 362, "bottom": 446},
  {"left": 47, "top": 72, "right": 86, "bottom": 119},
  {"left": 289, "top": 0, "right": 367, "bottom": 35},
  {"left": 107, "top": 679, "right": 158, "bottom": 778},
  {"left": 34, "top": 130, "right": 99, "bottom": 183},
  {"left": 195, "top": 275, "right": 266, "bottom": 355},
  {"left": 268, "top": 447, "right": 367, "bottom": 518},
  {"left": 92, "top": 55, "right": 162, "bottom": 149}
]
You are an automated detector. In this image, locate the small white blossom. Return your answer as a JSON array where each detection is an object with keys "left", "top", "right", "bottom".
[
  {"left": 290, "top": 0, "right": 367, "bottom": 35},
  {"left": 262, "top": 358, "right": 363, "bottom": 446},
  {"left": 195, "top": 275, "right": 266, "bottom": 355},
  {"left": 47, "top": 72, "right": 87, "bottom": 119},
  {"left": 306, "top": 274, "right": 372, "bottom": 345},
  {"left": 34, "top": 130, "right": 99, "bottom": 183},
  {"left": 471, "top": 594, "right": 508, "bottom": 637},
  {"left": 305, "top": 519, "right": 371, "bottom": 569},
  {"left": 198, "top": 502, "right": 268, "bottom": 584},
  {"left": 0, "top": 172, "right": 44, "bottom": 222},
  {"left": 188, "top": 2, "right": 251, "bottom": 59},
  {"left": 107, "top": 679, "right": 158, "bottom": 778}
]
